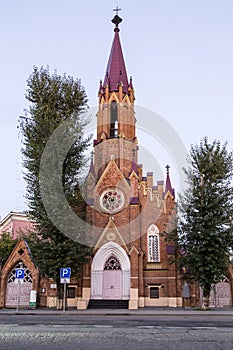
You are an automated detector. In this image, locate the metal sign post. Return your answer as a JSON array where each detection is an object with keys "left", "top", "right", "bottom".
[
  {"left": 16, "top": 281, "right": 20, "bottom": 312},
  {"left": 63, "top": 281, "right": 67, "bottom": 312}
]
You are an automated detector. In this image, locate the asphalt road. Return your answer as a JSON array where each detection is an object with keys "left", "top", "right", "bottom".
[
  {"left": 1, "top": 314, "right": 233, "bottom": 350},
  {"left": 0, "top": 313, "right": 233, "bottom": 327}
]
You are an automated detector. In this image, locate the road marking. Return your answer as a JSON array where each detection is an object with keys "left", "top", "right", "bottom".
[
  {"left": 137, "top": 326, "right": 219, "bottom": 330},
  {"left": 93, "top": 325, "right": 113, "bottom": 328}
]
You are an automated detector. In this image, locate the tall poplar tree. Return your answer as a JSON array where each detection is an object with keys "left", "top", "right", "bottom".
[
  {"left": 178, "top": 137, "right": 233, "bottom": 309},
  {"left": 20, "top": 66, "right": 91, "bottom": 290}
]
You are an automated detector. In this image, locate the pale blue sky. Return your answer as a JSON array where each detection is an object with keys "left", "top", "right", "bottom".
[{"left": 0, "top": 0, "right": 233, "bottom": 219}]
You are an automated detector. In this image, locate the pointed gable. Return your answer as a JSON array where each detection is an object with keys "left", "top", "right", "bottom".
[
  {"left": 1, "top": 240, "right": 39, "bottom": 284},
  {"left": 95, "top": 158, "right": 130, "bottom": 194},
  {"left": 94, "top": 216, "right": 128, "bottom": 252}
]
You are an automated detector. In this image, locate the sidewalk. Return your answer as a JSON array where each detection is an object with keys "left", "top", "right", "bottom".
[{"left": 1, "top": 307, "right": 233, "bottom": 316}]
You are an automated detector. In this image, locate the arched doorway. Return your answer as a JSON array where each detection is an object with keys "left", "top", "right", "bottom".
[
  {"left": 91, "top": 242, "right": 130, "bottom": 300},
  {"left": 5, "top": 262, "right": 32, "bottom": 308}
]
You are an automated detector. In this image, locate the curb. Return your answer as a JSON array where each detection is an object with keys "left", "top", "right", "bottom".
[{"left": 1, "top": 309, "right": 233, "bottom": 317}]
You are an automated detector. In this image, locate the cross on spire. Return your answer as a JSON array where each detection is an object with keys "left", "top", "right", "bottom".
[
  {"left": 112, "top": 6, "right": 122, "bottom": 29},
  {"left": 113, "top": 6, "right": 121, "bottom": 16}
]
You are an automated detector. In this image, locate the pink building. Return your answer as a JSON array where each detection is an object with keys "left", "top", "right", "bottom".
[{"left": 0, "top": 211, "right": 34, "bottom": 239}]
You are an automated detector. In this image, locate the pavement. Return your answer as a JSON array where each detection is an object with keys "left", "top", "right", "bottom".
[{"left": 1, "top": 306, "right": 233, "bottom": 316}]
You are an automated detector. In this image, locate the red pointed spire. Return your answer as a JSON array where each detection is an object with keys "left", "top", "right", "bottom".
[
  {"left": 165, "top": 165, "right": 175, "bottom": 197},
  {"left": 103, "top": 15, "right": 129, "bottom": 94}
]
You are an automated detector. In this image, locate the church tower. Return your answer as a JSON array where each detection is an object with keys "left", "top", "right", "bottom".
[
  {"left": 94, "top": 13, "right": 136, "bottom": 180},
  {"left": 78, "top": 12, "right": 182, "bottom": 310}
]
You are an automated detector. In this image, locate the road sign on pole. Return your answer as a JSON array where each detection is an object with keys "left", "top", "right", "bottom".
[
  {"left": 60, "top": 268, "right": 71, "bottom": 284},
  {"left": 60, "top": 268, "right": 71, "bottom": 312},
  {"left": 15, "top": 268, "right": 24, "bottom": 312}
]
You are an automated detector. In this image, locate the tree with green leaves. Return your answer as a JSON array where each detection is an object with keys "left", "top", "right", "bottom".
[
  {"left": 19, "top": 66, "right": 92, "bottom": 305},
  {"left": 178, "top": 137, "right": 233, "bottom": 309},
  {"left": 0, "top": 232, "right": 18, "bottom": 267}
]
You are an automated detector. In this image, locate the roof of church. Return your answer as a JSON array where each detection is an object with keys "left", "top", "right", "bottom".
[{"left": 103, "top": 15, "right": 129, "bottom": 94}]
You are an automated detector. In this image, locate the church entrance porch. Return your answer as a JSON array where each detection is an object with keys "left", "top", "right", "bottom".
[{"left": 85, "top": 242, "right": 130, "bottom": 308}]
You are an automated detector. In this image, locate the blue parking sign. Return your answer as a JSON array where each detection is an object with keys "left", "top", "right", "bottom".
[
  {"left": 60, "top": 268, "right": 71, "bottom": 279},
  {"left": 15, "top": 269, "right": 24, "bottom": 279}
]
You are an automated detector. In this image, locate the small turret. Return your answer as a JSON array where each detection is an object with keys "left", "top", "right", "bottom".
[{"left": 164, "top": 165, "right": 175, "bottom": 198}]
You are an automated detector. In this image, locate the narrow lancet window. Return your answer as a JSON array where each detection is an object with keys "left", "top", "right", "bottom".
[
  {"left": 147, "top": 224, "right": 160, "bottom": 262},
  {"left": 110, "top": 101, "right": 118, "bottom": 137}
]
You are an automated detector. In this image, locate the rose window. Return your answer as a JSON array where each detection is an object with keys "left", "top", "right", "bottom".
[{"left": 100, "top": 189, "right": 124, "bottom": 213}]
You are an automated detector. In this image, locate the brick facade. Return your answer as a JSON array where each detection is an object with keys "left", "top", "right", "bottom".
[{"left": 79, "top": 14, "right": 183, "bottom": 309}]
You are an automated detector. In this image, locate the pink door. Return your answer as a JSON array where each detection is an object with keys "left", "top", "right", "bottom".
[{"left": 103, "top": 270, "right": 122, "bottom": 299}]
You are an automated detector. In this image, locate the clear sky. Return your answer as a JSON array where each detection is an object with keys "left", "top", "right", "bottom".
[{"left": 0, "top": 0, "right": 233, "bottom": 219}]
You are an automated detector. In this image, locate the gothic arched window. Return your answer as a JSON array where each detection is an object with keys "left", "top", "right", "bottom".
[
  {"left": 104, "top": 255, "right": 121, "bottom": 270},
  {"left": 147, "top": 224, "right": 160, "bottom": 262},
  {"left": 110, "top": 101, "right": 118, "bottom": 138},
  {"left": 7, "top": 262, "right": 32, "bottom": 283}
]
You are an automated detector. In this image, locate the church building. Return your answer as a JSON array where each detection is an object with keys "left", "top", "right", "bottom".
[
  {"left": 2, "top": 13, "right": 233, "bottom": 310},
  {"left": 77, "top": 13, "right": 182, "bottom": 309}
]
